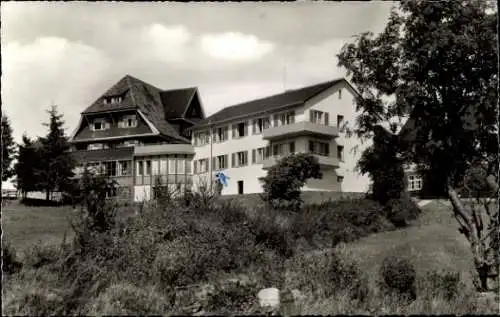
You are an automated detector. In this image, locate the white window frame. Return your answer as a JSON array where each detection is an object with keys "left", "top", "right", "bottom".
[
  {"left": 168, "top": 158, "right": 176, "bottom": 174},
  {"left": 177, "top": 158, "right": 185, "bottom": 174},
  {"left": 92, "top": 119, "right": 106, "bottom": 131}
]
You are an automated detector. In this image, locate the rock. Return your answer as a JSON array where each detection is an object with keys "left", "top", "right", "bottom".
[
  {"left": 257, "top": 287, "right": 280, "bottom": 309},
  {"left": 291, "top": 289, "right": 306, "bottom": 302}
]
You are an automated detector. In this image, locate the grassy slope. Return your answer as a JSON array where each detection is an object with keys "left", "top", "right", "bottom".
[
  {"left": 343, "top": 200, "right": 475, "bottom": 287},
  {"left": 2, "top": 201, "right": 73, "bottom": 256}
]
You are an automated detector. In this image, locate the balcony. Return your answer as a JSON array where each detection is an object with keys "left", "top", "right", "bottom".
[
  {"left": 261, "top": 154, "right": 339, "bottom": 169},
  {"left": 71, "top": 147, "right": 134, "bottom": 163},
  {"left": 262, "top": 121, "right": 339, "bottom": 140}
]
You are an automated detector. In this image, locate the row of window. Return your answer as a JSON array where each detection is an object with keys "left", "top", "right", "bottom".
[
  {"left": 193, "top": 142, "right": 344, "bottom": 173},
  {"left": 136, "top": 158, "right": 191, "bottom": 176},
  {"left": 194, "top": 111, "right": 346, "bottom": 146},
  {"left": 86, "top": 140, "right": 143, "bottom": 150},
  {"left": 194, "top": 110, "right": 296, "bottom": 146},
  {"left": 92, "top": 115, "right": 137, "bottom": 131},
  {"left": 77, "top": 160, "right": 132, "bottom": 177}
]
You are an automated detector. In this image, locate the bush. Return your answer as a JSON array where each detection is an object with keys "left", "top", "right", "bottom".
[
  {"left": 384, "top": 196, "right": 421, "bottom": 227},
  {"left": 23, "top": 243, "right": 61, "bottom": 269},
  {"left": 261, "top": 153, "right": 322, "bottom": 211},
  {"left": 286, "top": 250, "right": 368, "bottom": 301},
  {"left": 423, "top": 270, "right": 463, "bottom": 301},
  {"left": 290, "top": 199, "right": 393, "bottom": 248},
  {"left": 379, "top": 255, "right": 416, "bottom": 300},
  {"left": 2, "top": 241, "right": 22, "bottom": 275}
]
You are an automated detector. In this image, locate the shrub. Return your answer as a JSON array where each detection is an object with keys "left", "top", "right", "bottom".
[
  {"left": 290, "top": 199, "right": 393, "bottom": 248},
  {"left": 423, "top": 270, "right": 463, "bottom": 301},
  {"left": 84, "top": 282, "right": 172, "bottom": 315},
  {"left": 379, "top": 255, "right": 416, "bottom": 300},
  {"left": 286, "top": 250, "right": 368, "bottom": 301},
  {"left": 2, "top": 241, "right": 22, "bottom": 275},
  {"left": 204, "top": 277, "right": 259, "bottom": 314},
  {"left": 23, "top": 242, "right": 61, "bottom": 269},
  {"left": 261, "top": 153, "right": 322, "bottom": 211},
  {"left": 384, "top": 196, "right": 421, "bottom": 227}
]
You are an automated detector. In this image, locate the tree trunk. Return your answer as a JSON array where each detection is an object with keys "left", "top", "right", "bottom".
[
  {"left": 448, "top": 174, "right": 499, "bottom": 292},
  {"left": 46, "top": 189, "right": 50, "bottom": 201}
]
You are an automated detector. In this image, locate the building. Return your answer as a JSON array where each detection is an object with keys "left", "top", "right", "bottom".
[
  {"left": 70, "top": 75, "right": 371, "bottom": 201},
  {"left": 69, "top": 75, "right": 206, "bottom": 201},
  {"left": 189, "top": 78, "right": 371, "bottom": 196}
]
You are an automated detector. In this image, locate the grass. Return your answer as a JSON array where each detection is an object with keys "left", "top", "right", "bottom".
[
  {"left": 2, "top": 196, "right": 498, "bottom": 315},
  {"left": 2, "top": 201, "right": 74, "bottom": 256},
  {"left": 344, "top": 201, "right": 475, "bottom": 288}
]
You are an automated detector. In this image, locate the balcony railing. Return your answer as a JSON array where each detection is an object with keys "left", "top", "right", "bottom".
[
  {"left": 261, "top": 154, "right": 339, "bottom": 169},
  {"left": 262, "top": 121, "right": 339, "bottom": 140}
]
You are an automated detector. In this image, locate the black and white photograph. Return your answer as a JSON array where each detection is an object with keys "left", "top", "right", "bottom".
[{"left": 1, "top": 0, "right": 498, "bottom": 315}]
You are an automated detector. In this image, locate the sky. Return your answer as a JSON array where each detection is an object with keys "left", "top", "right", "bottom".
[{"left": 1, "top": 1, "right": 394, "bottom": 187}]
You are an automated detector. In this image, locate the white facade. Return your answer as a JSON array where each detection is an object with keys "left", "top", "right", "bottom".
[{"left": 191, "top": 80, "right": 371, "bottom": 195}]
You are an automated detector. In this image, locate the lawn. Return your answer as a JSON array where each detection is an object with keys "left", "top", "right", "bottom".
[
  {"left": 2, "top": 201, "right": 74, "bottom": 256},
  {"left": 342, "top": 200, "right": 475, "bottom": 287}
]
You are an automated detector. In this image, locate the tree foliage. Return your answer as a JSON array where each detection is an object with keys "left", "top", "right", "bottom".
[
  {"left": 14, "top": 135, "right": 42, "bottom": 198},
  {"left": 261, "top": 153, "right": 322, "bottom": 211},
  {"left": 358, "top": 125, "right": 406, "bottom": 205},
  {"left": 337, "top": 0, "right": 498, "bottom": 291},
  {"left": 1, "top": 115, "right": 16, "bottom": 181},
  {"left": 38, "top": 105, "right": 75, "bottom": 200}
]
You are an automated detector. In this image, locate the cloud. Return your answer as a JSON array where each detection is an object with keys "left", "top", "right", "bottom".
[
  {"left": 200, "top": 32, "right": 274, "bottom": 62},
  {"left": 2, "top": 36, "right": 111, "bottom": 142},
  {"left": 140, "top": 24, "right": 192, "bottom": 63}
]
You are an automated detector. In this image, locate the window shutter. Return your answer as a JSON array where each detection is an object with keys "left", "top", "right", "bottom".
[
  {"left": 290, "top": 111, "right": 295, "bottom": 124},
  {"left": 273, "top": 115, "right": 278, "bottom": 127},
  {"left": 212, "top": 129, "right": 217, "bottom": 142},
  {"left": 310, "top": 110, "right": 314, "bottom": 123},
  {"left": 212, "top": 157, "right": 217, "bottom": 170},
  {"left": 232, "top": 125, "right": 236, "bottom": 138},
  {"left": 324, "top": 113, "right": 329, "bottom": 126},
  {"left": 252, "top": 149, "right": 256, "bottom": 164},
  {"left": 252, "top": 120, "right": 256, "bottom": 134},
  {"left": 244, "top": 151, "right": 248, "bottom": 165},
  {"left": 193, "top": 161, "right": 197, "bottom": 174},
  {"left": 224, "top": 155, "right": 228, "bottom": 169},
  {"left": 232, "top": 153, "right": 235, "bottom": 167}
]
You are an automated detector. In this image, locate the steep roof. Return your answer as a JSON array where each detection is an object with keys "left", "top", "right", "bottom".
[
  {"left": 160, "top": 88, "right": 197, "bottom": 119},
  {"left": 80, "top": 75, "right": 197, "bottom": 143},
  {"left": 193, "top": 78, "right": 344, "bottom": 128}
]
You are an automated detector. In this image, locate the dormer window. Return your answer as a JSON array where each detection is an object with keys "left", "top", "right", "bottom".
[
  {"left": 119, "top": 115, "right": 137, "bottom": 128},
  {"left": 103, "top": 96, "right": 123, "bottom": 104},
  {"left": 92, "top": 119, "right": 108, "bottom": 131}
]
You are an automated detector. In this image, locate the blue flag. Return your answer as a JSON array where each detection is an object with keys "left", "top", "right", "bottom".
[{"left": 215, "top": 172, "right": 229, "bottom": 187}]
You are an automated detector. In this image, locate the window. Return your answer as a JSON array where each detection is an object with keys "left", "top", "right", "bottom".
[
  {"left": 104, "top": 96, "right": 122, "bottom": 104},
  {"left": 232, "top": 151, "right": 248, "bottom": 167},
  {"left": 194, "top": 131, "right": 210, "bottom": 146},
  {"left": 160, "top": 158, "right": 167, "bottom": 174},
  {"left": 137, "top": 161, "right": 144, "bottom": 176},
  {"left": 289, "top": 141, "right": 295, "bottom": 154},
  {"left": 238, "top": 181, "right": 244, "bottom": 195},
  {"left": 88, "top": 143, "right": 104, "bottom": 150},
  {"left": 119, "top": 115, "right": 137, "bottom": 128},
  {"left": 337, "top": 145, "right": 344, "bottom": 161},
  {"left": 232, "top": 122, "right": 247, "bottom": 139},
  {"left": 338, "top": 89, "right": 342, "bottom": 99},
  {"left": 92, "top": 119, "right": 108, "bottom": 131},
  {"left": 146, "top": 160, "right": 152, "bottom": 176},
  {"left": 274, "top": 111, "right": 295, "bottom": 127},
  {"left": 213, "top": 126, "right": 228, "bottom": 143},
  {"left": 337, "top": 115, "right": 345, "bottom": 132},
  {"left": 252, "top": 117, "right": 270, "bottom": 134},
  {"left": 197, "top": 158, "right": 209, "bottom": 173},
  {"left": 337, "top": 176, "right": 344, "bottom": 183},
  {"left": 104, "top": 161, "right": 117, "bottom": 177},
  {"left": 408, "top": 175, "right": 423, "bottom": 191},
  {"left": 213, "top": 155, "right": 228, "bottom": 170},
  {"left": 119, "top": 161, "right": 130, "bottom": 176},
  {"left": 168, "top": 158, "right": 176, "bottom": 174},
  {"left": 309, "top": 140, "right": 330, "bottom": 156},
  {"left": 177, "top": 158, "right": 185, "bottom": 174},
  {"left": 310, "top": 110, "right": 329, "bottom": 125},
  {"left": 252, "top": 146, "right": 271, "bottom": 164}
]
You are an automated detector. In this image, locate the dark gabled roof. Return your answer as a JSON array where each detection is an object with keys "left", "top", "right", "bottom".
[
  {"left": 160, "top": 88, "right": 197, "bottom": 119},
  {"left": 80, "top": 75, "right": 195, "bottom": 144},
  {"left": 193, "top": 78, "right": 344, "bottom": 128}
]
